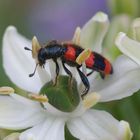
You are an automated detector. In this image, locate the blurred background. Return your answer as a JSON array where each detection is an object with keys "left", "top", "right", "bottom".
[{"left": 0, "top": 0, "right": 140, "bottom": 139}]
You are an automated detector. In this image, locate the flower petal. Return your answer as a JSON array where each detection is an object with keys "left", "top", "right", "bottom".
[
  {"left": 131, "top": 18, "right": 140, "bottom": 41},
  {"left": 37, "top": 66, "right": 51, "bottom": 85},
  {"left": 103, "top": 15, "right": 131, "bottom": 61},
  {"left": 118, "top": 121, "right": 133, "bottom": 140},
  {"left": 0, "top": 95, "right": 45, "bottom": 130},
  {"left": 89, "top": 55, "right": 140, "bottom": 101},
  {"left": 116, "top": 32, "right": 140, "bottom": 66},
  {"left": 67, "top": 109, "right": 132, "bottom": 140},
  {"left": 2, "top": 26, "right": 48, "bottom": 93},
  {"left": 20, "top": 117, "right": 65, "bottom": 140},
  {"left": 43, "top": 101, "right": 86, "bottom": 118},
  {"left": 80, "top": 12, "right": 109, "bottom": 53},
  {"left": 42, "top": 102, "right": 69, "bottom": 117},
  {"left": 3, "top": 133, "right": 20, "bottom": 140}
]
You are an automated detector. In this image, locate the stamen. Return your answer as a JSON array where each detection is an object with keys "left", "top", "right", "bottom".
[
  {"left": 0, "top": 87, "right": 14, "bottom": 95},
  {"left": 76, "top": 49, "right": 92, "bottom": 65},
  {"left": 82, "top": 92, "right": 100, "bottom": 109},
  {"left": 29, "top": 63, "right": 39, "bottom": 77},
  {"left": 28, "top": 93, "right": 48, "bottom": 102},
  {"left": 32, "top": 36, "right": 41, "bottom": 58},
  {"left": 72, "top": 27, "right": 81, "bottom": 45}
]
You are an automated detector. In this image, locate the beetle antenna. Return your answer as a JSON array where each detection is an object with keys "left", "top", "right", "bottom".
[
  {"left": 24, "top": 47, "right": 32, "bottom": 51},
  {"left": 29, "top": 63, "right": 39, "bottom": 77}
]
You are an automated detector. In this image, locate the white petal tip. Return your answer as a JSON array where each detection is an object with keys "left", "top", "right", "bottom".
[
  {"left": 119, "top": 121, "right": 133, "bottom": 140},
  {"left": 92, "top": 12, "right": 108, "bottom": 22},
  {"left": 83, "top": 92, "right": 100, "bottom": 109},
  {"left": 72, "top": 27, "right": 81, "bottom": 45},
  {"left": 75, "top": 26, "right": 81, "bottom": 32},
  {"left": 115, "top": 32, "right": 126, "bottom": 47},
  {"left": 3, "top": 26, "right": 18, "bottom": 41},
  {"left": 5, "top": 26, "right": 17, "bottom": 33}
]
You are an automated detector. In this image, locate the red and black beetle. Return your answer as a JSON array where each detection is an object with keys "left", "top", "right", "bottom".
[{"left": 25, "top": 39, "right": 113, "bottom": 96}]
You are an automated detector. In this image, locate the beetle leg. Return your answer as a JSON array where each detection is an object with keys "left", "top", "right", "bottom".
[
  {"left": 77, "top": 67, "right": 90, "bottom": 97},
  {"left": 53, "top": 59, "right": 60, "bottom": 85},
  {"left": 62, "top": 61, "right": 73, "bottom": 85},
  {"left": 87, "top": 70, "right": 94, "bottom": 77},
  {"left": 99, "top": 72, "right": 105, "bottom": 79}
]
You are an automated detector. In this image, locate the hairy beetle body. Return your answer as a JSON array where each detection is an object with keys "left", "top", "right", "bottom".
[{"left": 27, "top": 40, "right": 113, "bottom": 96}]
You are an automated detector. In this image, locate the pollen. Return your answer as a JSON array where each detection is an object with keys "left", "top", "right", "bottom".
[
  {"left": 32, "top": 36, "right": 41, "bottom": 58},
  {"left": 0, "top": 86, "right": 15, "bottom": 95},
  {"left": 83, "top": 92, "right": 100, "bottom": 109},
  {"left": 28, "top": 93, "right": 48, "bottom": 103},
  {"left": 76, "top": 49, "right": 92, "bottom": 65}
]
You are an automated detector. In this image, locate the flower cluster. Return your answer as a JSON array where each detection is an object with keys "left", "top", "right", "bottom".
[{"left": 1, "top": 12, "right": 140, "bottom": 140}]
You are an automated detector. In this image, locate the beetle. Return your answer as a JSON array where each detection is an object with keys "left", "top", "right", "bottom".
[{"left": 25, "top": 37, "right": 113, "bottom": 96}]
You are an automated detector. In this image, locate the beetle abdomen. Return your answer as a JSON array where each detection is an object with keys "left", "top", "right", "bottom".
[{"left": 85, "top": 52, "right": 113, "bottom": 75}]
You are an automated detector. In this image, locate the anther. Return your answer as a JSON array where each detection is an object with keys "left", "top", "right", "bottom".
[
  {"left": 76, "top": 49, "right": 92, "bottom": 65},
  {"left": 82, "top": 92, "right": 100, "bottom": 109},
  {"left": 0, "top": 87, "right": 15, "bottom": 95},
  {"left": 28, "top": 93, "right": 48, "bottom": 102},
  {"left": 32, "top": 36, "right": 41, "bottom": 58}
]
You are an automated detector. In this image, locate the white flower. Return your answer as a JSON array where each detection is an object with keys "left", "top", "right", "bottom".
[
  {"left": 0, "top": 12, "right": 137, "bottom": 140},
  {"left": 115, "top": 18, "right": 140, "bottom": 66}
]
